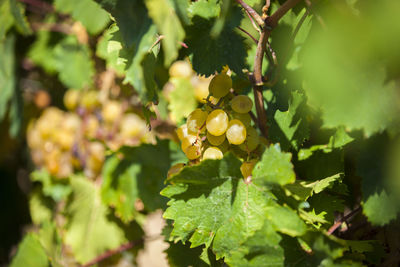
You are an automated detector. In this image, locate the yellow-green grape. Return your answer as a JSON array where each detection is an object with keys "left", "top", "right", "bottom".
[
  {"left": 176, "top": 124, "right": 189, "bottom": 141},
  {"left": 102, "top": 100, "right": 123, "bottom": 123},
  {"left": 84, "top": 115, "right": 99, "bottom": 139},
  {"left": 181, "top": 135, "right": 197, "bottom": 151},
  {"left": 63, "top": 89, "right": 81, "bottom": 110},
  {"left": 120, "top": 113, "right": 147, "bottom": 139},
  {"left": 168, "top": 163, "right": 185, "bottom": 178},
  {"left": 239, "top": 127, "right": 260, "bottom": 152},
  {"left": 169, "top": 60, "right": 193, "bottom": 78},
  {"left": 56, "top": 131, "right": 75, "bottom": 150},
  {"left": 240, "top": 159, "right": 258, "bottom": 179},
  {"left": 193, "top": 76, "right": 210, "bottom": 103},
  {"left": 187, "top": 109, "right": 208, "bottom": 135},
  {"left": 218, "top": 139, "right": 230, "bottom": 154},
  {"left": 203, "top": 147, "right": 223, "bottom": 160},
  {"left": 86, "top": 142, "right": 105, "bottom": 177},
  {"left": 80, "top": 90, "right": 99, "bottom": 109},
  {"left": 184, "top": 139, "right": 202, "bottom": 160},
  {"left": 226, "top": 119, "right": 246, "bottom": 145},
  {"left": 231, "top": 112, "right": 252, "bottom": 128},
  {"left": 206, "top": 109, "right": 229, "bottom": 136},
  {"left": 63, "top": 114, "right": 81, "bottom": 133},
  {"left": 231, "top": 95, "right": 253, "bottom": 113},
  {"left": 206, "top": 131, "right": 225, "bottom": 146},
  {"left": 208, "top": 73, "right": 232, "bottom": 98}
]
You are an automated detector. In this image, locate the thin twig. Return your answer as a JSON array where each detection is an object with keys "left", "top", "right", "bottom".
[
  {"left": 291, "top": 8, "right": 310, "bottom": 40},
  {"left": 237, "top": 26, "right": 258, "bottom": 44},
  {"left": 235, "top": 0, "right": 265, "bottom": 27},
  {"left": 245, "top": 10, "right": 261, "bottom": 34},
  {"left": 327, "top": 207, "right": 361, "bottom": 235}
]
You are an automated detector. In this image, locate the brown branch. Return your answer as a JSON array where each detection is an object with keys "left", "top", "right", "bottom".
[
  {"left": 235, "top": 0, "right": 265, "bottom": 27},
  {"left": 251, "top": 0, "right": 302, "bottom": 138},
  {"left": 245, "top": 9, "right": 261, "bottom": 34},
  {"left": 80, "top": 239, "right": 143, "bottom": 267},
  {"left": 237, "top": 26, "right": 258, "bottom": 44},
  {"left": 327, "top": 207, "right": 361, "bottom": 235}
]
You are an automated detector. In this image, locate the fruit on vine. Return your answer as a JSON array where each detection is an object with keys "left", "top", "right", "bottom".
[
  {"left": 169, "top": 60, "right": 192, "bottom": 78},
  {"left": 176, "top": 124, "right": 189, "bottom": 140},
  {"left": 239, "top": 127, "right": 260, "bottom": 152},
  {"left": 231, "top": 112, "right": 252, "bottom": 128},
  {"left": 203, "top": 147, "right": 223, "bottom": 160},
  {"left": 184, "top": 138, "right": 202, "bottom": 160},
  {"left": 187, "top": 109, "right": 208, "bottom": 134},
  {"left": 208, "top": 73, "right": 232, "bottom": 98},
  {"left": 206, "top": 131, "right": 226, "bottom": 146},
  {"left": 231, "top": 95, "right": 253, "bottom": 113},
  {"left": 102, "top": 100, "right": 123, "bottom": 123},
  {"left": 226, "top": 119, "right": 246, "bottom": 145},
  {"left": 63, "top": 89, "right": 81, "bottom": 110},
  {"left": 206, "top": 109, "right": 229, "bottom": 136}
]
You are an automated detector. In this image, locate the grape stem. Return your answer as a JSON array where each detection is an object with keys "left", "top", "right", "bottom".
[{"left": 237, "top": 0, "right": 302, "bottom": 137}]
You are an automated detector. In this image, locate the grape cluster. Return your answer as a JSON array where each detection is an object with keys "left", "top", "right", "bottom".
[
  {"left": 174, "top": 70, "right": 265, "bottom": 179},
  {"left": 27, "top": 89, "right": 154, "bottom": 179}
]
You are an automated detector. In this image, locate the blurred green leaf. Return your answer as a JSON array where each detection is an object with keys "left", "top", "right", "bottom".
[
  {"left": 10, "top": 234, "right": 49, "bottom": 267},
  {"left": 145, "top": 0, "right": 185, "bottom": 65},
  {"left": 188, "top": 0, "right": 220, "bottom": 19},
  {"left": 29, "top": 189, "right": 53, "bottom": 225},
  {"left": 31, "top": 170, "right": 72, "bottom": 202},
  {"left": 54, "top": 0, "right": 110, "bottom": 34},
  {"left": 168, "top": 77, "right": 197, "bottom": 124},
  {"left": 0, "top": 1, "right": 14, "bottom": 40},
  {"left": 9, "top": 0, "right": 32, "bottom": 35}
]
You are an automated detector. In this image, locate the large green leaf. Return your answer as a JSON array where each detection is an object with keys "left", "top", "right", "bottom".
[
  {"left": 54, "top": 0, "right": 110, "bottom": 34},
  {"left": 269, "top": 91, "right": 310, "bottom": 151},
  {"left": 145, "top": 0, "right": 185, "bottom": 65},
  {"left": 168, "top": 77, "right": 197, "bottom": 124},
  {"left": 162, "top": 152, "right": 306, "bottom": 263},
  {"left": 102, "top": 141, "right": 173, "bottom": 222},
  {"left": 10, "top": 234, "right": 49, "bottom": 267},
  {"left": 64, "top": 176, "right": 129, "bottom": 264}
]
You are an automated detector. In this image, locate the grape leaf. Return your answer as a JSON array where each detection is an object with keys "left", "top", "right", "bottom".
[
  {"left": 102, "top": 140, "right": 173, "bottom": 222},
  {"left": 168, "top": 77, "right": 197, "bottom": 123},
  {"left": 54, "top": 0, "right": 110, "bottom": 34},
  {"left": 252, "top": 144, "right": 296, "bottom": 186},
  {"left": 185, "top": 10, "right": 247, "bottom": 76},
  {"left": 145, "top": 0, "right": 185, "bottom": 65},
  {"left": 9, "top": 0, "right": 32, "bottom": 35},
  {"left": 165, "top": 241, "right": 211, "bottom": 267},
  {"left": 0, "top": 1, "right": 14, "bottom": 40},
  {"left": 162, "top": 152, "right": 306, "bottom": 263},
  {"left": 188, "top": 0, "right": 220, "bottom": 19},
  {"left": 31, "top": 170, "right": 72, "bottom": 202},
  {"left": 29, "top": 189, "right": 53, "bottom": 225},
  {"left": 269, "top": 91, "right": 310, "bottom": 151},
  {"left": 10, "top": 234, "right": 49, "bottom": 267},
  {"left": 65, "top": 176, "right": 130, "bottom": 264}
]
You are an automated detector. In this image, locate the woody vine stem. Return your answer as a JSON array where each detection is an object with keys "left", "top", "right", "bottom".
[{"left": 236, "top": 0, "right": 302, "bottom": 138}]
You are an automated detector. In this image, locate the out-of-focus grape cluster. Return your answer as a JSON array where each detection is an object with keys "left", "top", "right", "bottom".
[
  {"left": 27, "top": 89, "right": 154, "bottom": 179},
  {"left": 167, "top": 62, "right": 267, "bottom": 179}
]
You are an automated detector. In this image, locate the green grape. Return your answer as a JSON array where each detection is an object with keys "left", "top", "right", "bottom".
[
  {"left": 102, "top": 100, "right": 123, "bottom": 123},
  {"left": 169, "top": 60, "right": 193, "bottom": 78},
  {"left": 208, "top": 73, "right": 232, "bottom": 98},
  {"left": 217, "top": 139, "right": 230, "bottom": 154},
  {"left": 193, "top": 76, "right": 211, "bottom": 103},
  {"left": 226, "top": 119, "right": 246, "bottom": 145},
  {"left": 84, "top": 115, "right": 100, "bottom": 139},
  {"left": 206, "top": 131, "right": 225, "bottom": 146},
  {"left": 187, "top": 108, "right": 208, "bottom": 134},
  {"left": 181, "top": 135, "right": 198, "bottom": 151},
  {"left": 203, "top": 147, "right": 223, "bottom": 160},
  {"left": 239, "top": 127, "right": 260, "bottom": 152},
  {"left": 206, "top": 109, "right": 229, "bottom": 136},
  {"left": 63, "top": 89, "right": 81, "bottom": 110},
  {"left": 240, "top": 159, "right": 258, "bottom": 179},
  {"left": 176, "top": 124, "right": 189, "bottom": 140},
  {"left": 231, "top": 112, "right": 252, "bottom": 128},
  {"left": 80, "top": 90, "right": 100, "bottom": 110},
  {"left": 231, "top": 95, "right": 253, "bottom": 113},
  {"left": 120, "top": 113, "right": 147, "bottom": 139},
  {"left": 184, "top": 138, "right": 202, "bottom": 160}
]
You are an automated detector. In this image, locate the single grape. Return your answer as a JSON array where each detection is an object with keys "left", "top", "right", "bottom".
[
  {"left": 80, "top": 90, "right": 100, "bottom": 110},
  {"left": 102, "top": 100, "right": 123, "bottom": 123},
  {"left": 231, "top": 112, "right": 252, "bottom": 128},
  {"left": 208, "top": 74, "right": 232, "bottom": 98},
  {"left": 64, "top": 89, "right": 81, "bottom": 110},
  {"left": 231, "top": 95, "right": 253, "bottom": 113},
  {"left": 206, "top": 131, "right": 225, "bottom": 146},
  {"left": 239, "top": 127, "right": 260, "bottom": 152},
  {"left": 176, "top": 124, "right": 189, "bottom": 140},
  {"left": 184, "top": 138, "right": 202, "bottom": 160},
  {"left": 181, "top": 135, "right": 198, "bottom": 151},
  {"left": 120, "top": 113, "right": 147, "bottom": 139},
  {"left": 226, "top": 119, "right": 246, "bottom": 145},
  {"left": 217, "top": 139, "right": 230, "bottom": 154},
  {"left": 193, "top": 76, "right": 211, "bottom": 103},
  {"left": 206, "top": 109, "right": 229, "bottom": 136},
  {"left": 169, "top": 60, "right": 193, "bottom": 78},
  {"left": 240, "top": 159, "right": 258, "bottom": 179},
  {"left": 84, "top": 115, "right": 100, "bottom": 139},
  {"left": 203, "top": 147, "right": 223, "bottom": 160},
  {"left": 187, "top": 109, "right": 208, "bottom": 134}
]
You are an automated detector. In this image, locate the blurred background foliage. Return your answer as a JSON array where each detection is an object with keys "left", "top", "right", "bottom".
[{"left": 1, "top": 0, "right": 400, "bottom": 266}]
